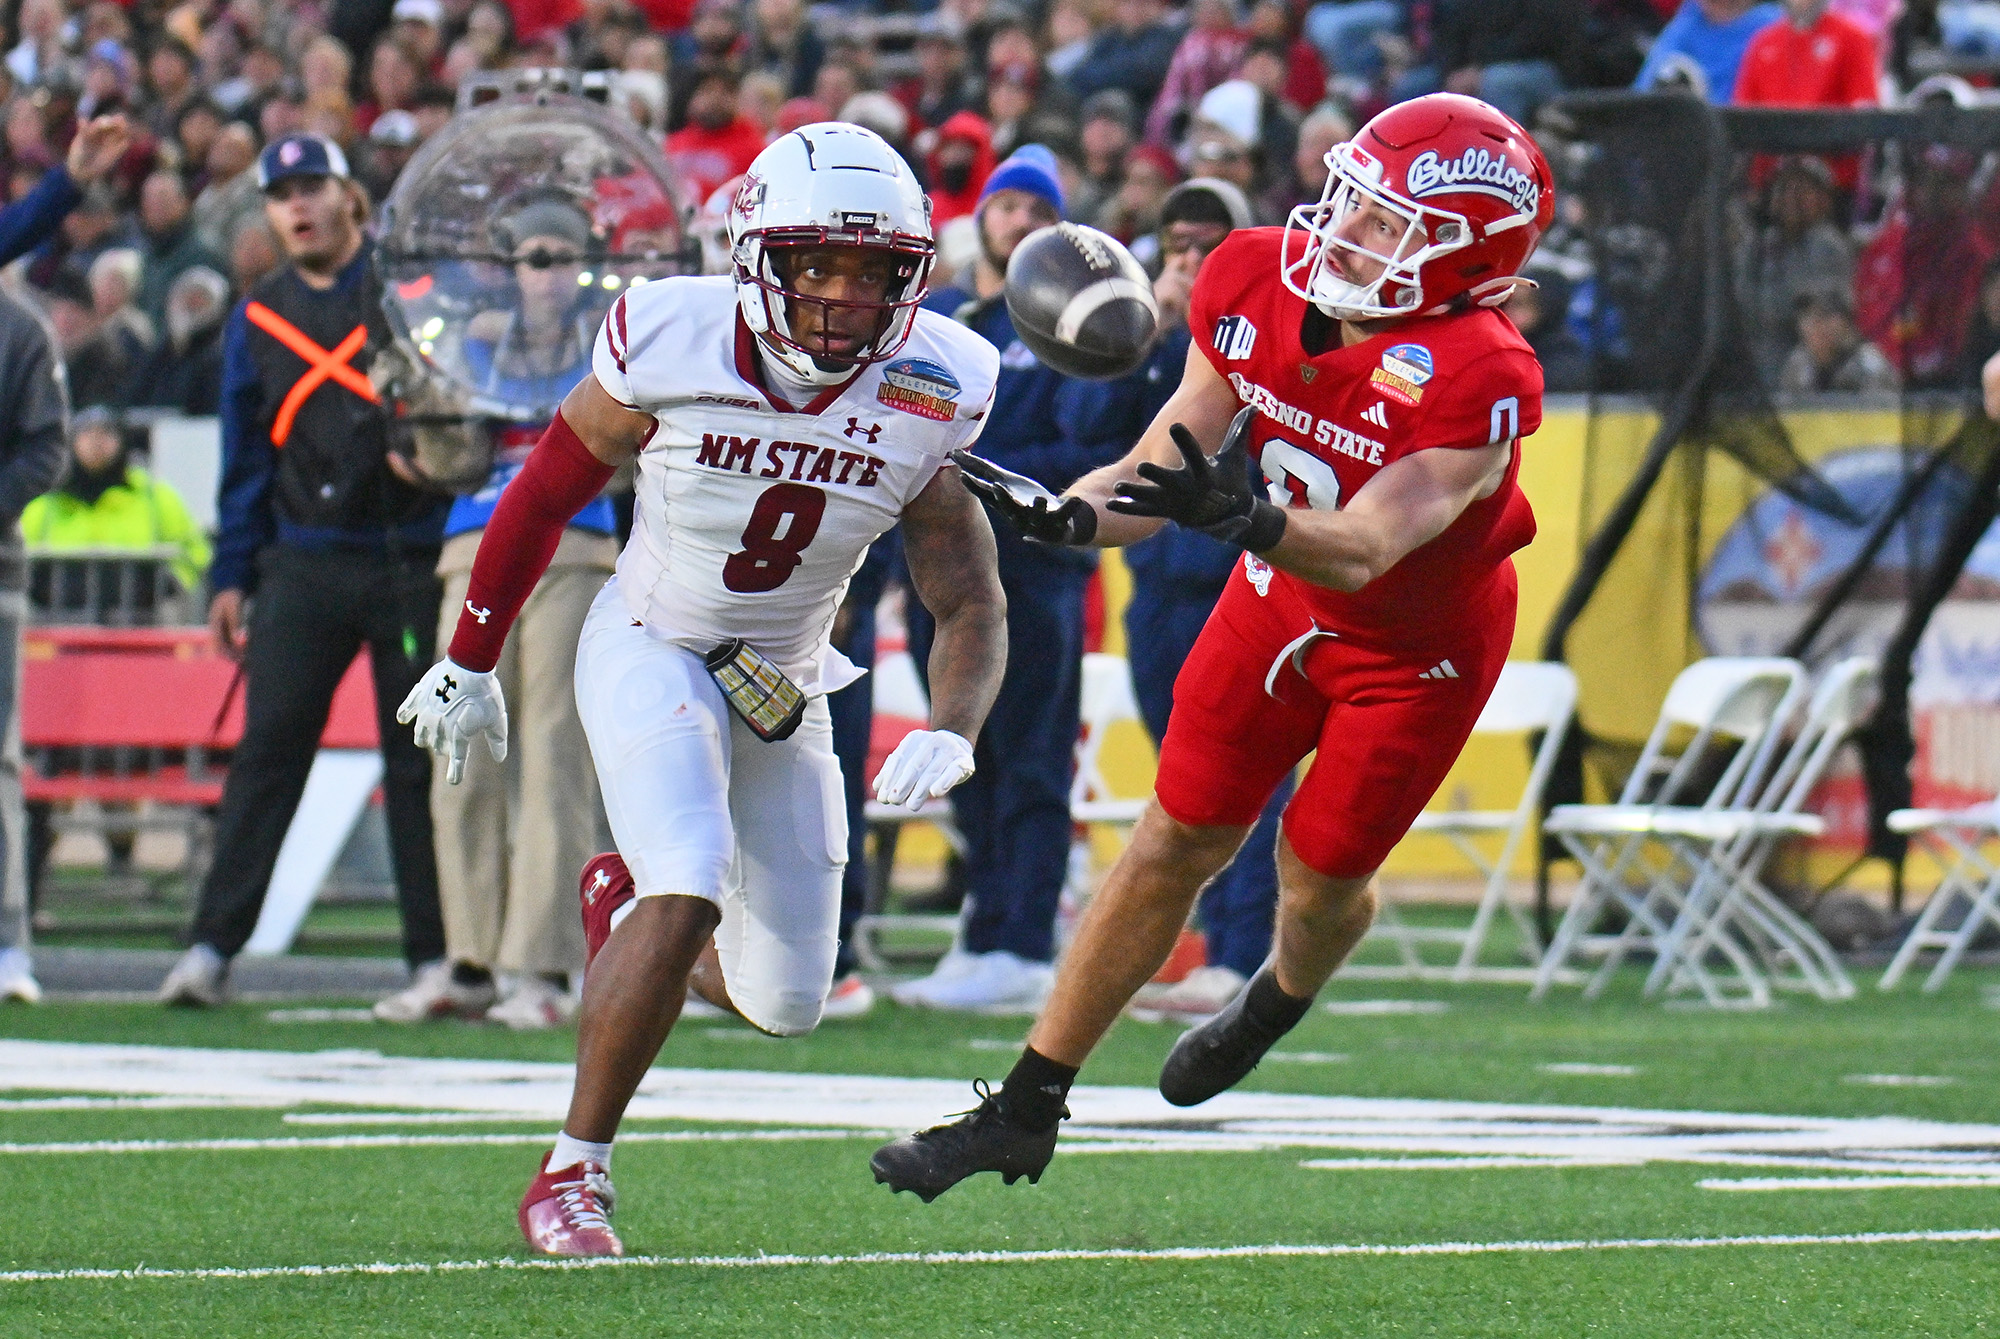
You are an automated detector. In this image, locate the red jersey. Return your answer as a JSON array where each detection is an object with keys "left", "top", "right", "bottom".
[
  {"left": 1187, "top": 228, "right": 1541, "bottom": 649},
  {"left": 1732, "top": 11, "right": 1878, "bottom": 109}
]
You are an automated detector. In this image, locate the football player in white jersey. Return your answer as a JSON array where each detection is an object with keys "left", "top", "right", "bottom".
[{"left": 397, "top": 124, "right": 1006, "bottom": 1257}]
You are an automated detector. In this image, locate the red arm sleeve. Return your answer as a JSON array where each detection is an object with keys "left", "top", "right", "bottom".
[{"left": 446, "top": 410, "right": 616, "bottom": 672}]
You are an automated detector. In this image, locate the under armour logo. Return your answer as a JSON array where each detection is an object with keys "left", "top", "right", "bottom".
[
  {"left": 467, "top": 602, "right": 491, "bottom": 624},
  {"left": 586, "top": 868, "right": 611, "bottom": 905},
  {"left": 435, "top": 673, "right": 458, "bottom": 703},
  {"left": 844, "top": 417, "right": 882, "bottom": 444}
]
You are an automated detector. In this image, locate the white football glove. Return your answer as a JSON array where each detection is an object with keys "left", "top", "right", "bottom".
[
  {"left": 396, "top": 657, "right": 508, "bottom": 786},
  {"left": 873, "top": 729, "right": 975, "bottom": 812}
]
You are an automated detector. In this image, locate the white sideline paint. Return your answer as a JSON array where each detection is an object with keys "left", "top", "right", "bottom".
[
  {"left": 7, "top": 1228, "right": 2000, "bottom": 1286},
  {"left": 1539, "top": 1063, "right": 1640, "bottom": 1077},
  {"left": 0, "top": 1129, "right": 882, "bottom": 1155},
  {"left": 1844, "top": 1074, "right": 1957, "bottom": 1088},
  {"left": 1321, "top": 1000, "right": 1449, "bottom": 1015},
  {"left": 6, "top": 1041, "right": 2000, "bottom": 1189}
]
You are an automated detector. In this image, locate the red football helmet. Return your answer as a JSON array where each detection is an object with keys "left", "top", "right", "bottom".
[{"left": 1282, "top": 93, "right": 1555, "bottom": 321}]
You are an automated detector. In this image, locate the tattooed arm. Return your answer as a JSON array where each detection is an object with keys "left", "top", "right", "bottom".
[{"left": 901, "top": 463, "right": 1008, "bottom": 743}]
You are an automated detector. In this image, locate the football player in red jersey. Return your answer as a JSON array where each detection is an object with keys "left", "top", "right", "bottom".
[{"left": 873, "top": 92, "right": 1556, "bottom": 1201}]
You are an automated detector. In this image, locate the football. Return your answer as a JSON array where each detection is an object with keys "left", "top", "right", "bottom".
[{"left": 1003, "top": 222, "right": 1160, "bottom": 380}]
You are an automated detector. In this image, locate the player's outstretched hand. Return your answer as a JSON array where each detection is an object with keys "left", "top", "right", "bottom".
[
  {"left": 874, "top": 729, "right": 975, "bottom": 812},
  {"left": 950, "top": 450, "right": 1097, "bottom": 546},
  {"left": 1107, "top": 407, "right": 1288, "bottom": 554},
  {"left": 397, "top": 657, "right": 508, "bottom": 786}
]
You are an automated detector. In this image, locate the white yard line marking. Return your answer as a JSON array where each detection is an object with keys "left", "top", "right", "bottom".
[
  {"left": 1303, "top": 1156, "right": 1643, "bottom": 1171},
  {"left": 1321, "top": 1000, "right": 1448, "bottom": 1015},
  {"left": 1844, "top": 1074, "right": 1957, "bottom": 1087},
  {"left": 0, "top": 1129, "right": 887, "bottom": 1155},
  {"left": 283, "top": 1112, "right": 564, "bottom": 1126},
  {"left": 6, "top": 1040, "right": 2000, "bottom": 1188},
  {"left": 1539, "top": 1064, "right": 1640, "bottom": 1077},
  {"left": 1701, "top": 1176, "right": 2000, "bottom": 1192},
  {"left": 1265, "top": 1052, "right": 1349, "bottom": 1065},
  {"left": 0, "top": 1096, "right": 290, "bottom": 1112},
  {"left": 7, "top": 1228, "right": 2000, "bottom": 1285},
  {"left": 965, "top": 1039, "right": 1026, "bottom": 1051},
  {"left": 264, "top": 1009, "right": 377, "bottom": 1024}
]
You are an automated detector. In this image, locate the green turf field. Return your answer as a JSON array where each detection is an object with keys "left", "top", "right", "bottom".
[{"left": 4, "top": 971, "right": 2000, "bottom": 1337}]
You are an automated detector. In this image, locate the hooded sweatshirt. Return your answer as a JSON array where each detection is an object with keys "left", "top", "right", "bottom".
[{"left": 925, "top": 111, "right": 996, "bottom": 225}]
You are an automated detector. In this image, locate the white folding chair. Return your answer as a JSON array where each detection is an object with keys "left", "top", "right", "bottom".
[
  {"left": 856, "top": 652, "right": 1151, "bottom": 970},
  {"left": 1645, "top": 657, "right": 1876, "bottom": 1003},
  {"left": 1879, "top": 802, "right": 2000, "bottom": 992},
  {"left": 1071, "top": 653, "right": 1151, "bottom": 827},
  {"left": 1534, "top": 657, "right": 1808, "bottom": 1005},
  {"left": 1360, "top": 661, "right": 1578, "bottom": 983},
  {"left": 854, "top": 651, "right": 964, "bottom": 972}
]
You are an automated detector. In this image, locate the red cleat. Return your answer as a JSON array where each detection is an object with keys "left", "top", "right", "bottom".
[
  {"left": 580, "top": 853, "right": 635, "bottom": 970},
  {"left": 519, "top": 1152, "right": 624, "bottom": 1257}
]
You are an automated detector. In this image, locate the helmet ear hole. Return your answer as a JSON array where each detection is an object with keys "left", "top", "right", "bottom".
[{"left": 1434, "top": 221, "right": 1465, "bottom": 245}]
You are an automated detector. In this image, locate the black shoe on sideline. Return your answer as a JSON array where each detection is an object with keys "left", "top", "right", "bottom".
[
  {"left": 870, "top": 1080, "right": 1061, "bottom": 1203},
  {"left": 1157, "top": 979, "right": 1298, "bottom": 1107}
]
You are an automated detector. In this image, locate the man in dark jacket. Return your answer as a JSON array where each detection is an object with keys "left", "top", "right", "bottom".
[
  {"left": 894, "top": 147, "right": 1140, "bottom": 1013},
  {"left": 157, "top": 134, "right": 449, "bottom": 1007},
  {"left": 1118, "top": 178, "right": 1291, "bottom": 1021}
]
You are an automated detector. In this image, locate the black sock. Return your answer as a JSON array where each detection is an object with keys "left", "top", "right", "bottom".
[
  {"left": 997, "top": 1047, "right": 1078, "bottom": 1133},
  {"left": 1242, "top": 968, "right": 1313, "bottom": 1035},
  {"left": 451, "top": 962, "right": 494, "bottom": 988}
]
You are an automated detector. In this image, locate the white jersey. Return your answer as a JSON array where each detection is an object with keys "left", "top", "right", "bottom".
[{"left": 592, "top": 276, "right": 999, "bottom": 693}]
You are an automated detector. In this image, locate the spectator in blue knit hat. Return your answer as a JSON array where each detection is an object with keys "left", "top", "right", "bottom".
[{"left": 893, "top": 146, "right": 1146, "bottom": 1014}]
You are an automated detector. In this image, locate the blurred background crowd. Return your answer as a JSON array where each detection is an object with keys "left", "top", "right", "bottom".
[{"left": 8, "top": 0, "right": 2000, "bottom": 426}]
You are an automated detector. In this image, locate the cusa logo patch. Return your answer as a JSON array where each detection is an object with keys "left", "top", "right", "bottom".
[{"left": 1214, "top": 315, "right": 1257, "bottom": 360}]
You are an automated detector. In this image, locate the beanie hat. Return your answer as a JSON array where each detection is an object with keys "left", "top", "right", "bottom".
[
  {"left": 495, "top": 195, "right": 594, "bottom": 254},
  {"left": 979, "top": 144, "right": 1064, "bottom": 217},
  {"left": 1160, "top": 176, "right": 1253, "bottom": 231}
]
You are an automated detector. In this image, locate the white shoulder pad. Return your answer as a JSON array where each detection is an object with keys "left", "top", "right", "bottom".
[{"left": 591, "top": 276, "right": 737, "bottom": 408}]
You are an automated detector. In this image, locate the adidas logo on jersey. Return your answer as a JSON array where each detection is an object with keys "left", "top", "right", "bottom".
[
  {"left": 1360, "top": 402, "right": 1390, "bottom": 429},
  {"left": 1418, "top": 659, "right": 1460, "bottom": 681}
]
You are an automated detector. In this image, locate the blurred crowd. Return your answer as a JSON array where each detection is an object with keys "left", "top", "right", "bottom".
[{"left": 0, "top": 0, "right": 1996, "bottom": 426}]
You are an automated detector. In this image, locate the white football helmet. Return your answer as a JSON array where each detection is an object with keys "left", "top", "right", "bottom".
[{"left": 729, "top": 123, "right": 936, "bottom": 385}]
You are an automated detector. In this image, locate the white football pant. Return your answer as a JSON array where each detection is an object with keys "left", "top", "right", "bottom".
[{"left": 574, "top": 580, "right": 844, "bottom": 1036}]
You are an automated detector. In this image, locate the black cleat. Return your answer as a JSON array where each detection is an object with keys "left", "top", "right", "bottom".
[
  {"left": 1157, "top": 978, "right": 1299, "bottom": 1107},
  {"left": 870, "top": 1080, "right": 1062, "bottom": 1203}
]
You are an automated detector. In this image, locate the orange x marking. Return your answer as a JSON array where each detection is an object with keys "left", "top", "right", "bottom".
[{"left": 245, "top": 301, "right": 380, "bottom": 446}]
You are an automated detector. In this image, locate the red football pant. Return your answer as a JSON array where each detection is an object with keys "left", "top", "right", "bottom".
[{"left": 1152, "top": 560, "right": 1517, "bottom": 880}]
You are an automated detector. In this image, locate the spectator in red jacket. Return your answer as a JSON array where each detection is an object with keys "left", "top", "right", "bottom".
[
  {"left": 666, "top": 69, "right": 768, "bottom": 205},
  {"left": 1734, "top": 0, "right": 1878, "bottom": 190},
  {"left": 1855, "top": 146, "right": 1992, "bottom": 388},
  {"left": 1733, "top": 0, "right": 1878, "bottom": 110},
  {"left": 926, "top": 110, "right": 997, "bottom": 225}
]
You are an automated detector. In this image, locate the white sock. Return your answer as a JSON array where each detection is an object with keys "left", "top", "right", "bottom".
[{"left": 548, "top": 1132, "right": 613, "bottom": 1173}]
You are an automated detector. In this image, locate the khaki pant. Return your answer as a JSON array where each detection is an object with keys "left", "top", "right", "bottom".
[{"left": 433, "top": 529, "right": 616, "bottom": 977}]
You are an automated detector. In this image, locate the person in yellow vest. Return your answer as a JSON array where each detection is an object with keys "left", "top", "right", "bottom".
[{"left": 20, "top": 406, "right": 210, "bottom": 596}]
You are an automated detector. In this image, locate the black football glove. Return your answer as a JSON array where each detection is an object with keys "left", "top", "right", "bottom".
[
  {"left": 950, "top": 449, "right": 1098, "bottom": 547},
  {"left": 1105, "top": 406, "right": 1288, "bottom": 553}
]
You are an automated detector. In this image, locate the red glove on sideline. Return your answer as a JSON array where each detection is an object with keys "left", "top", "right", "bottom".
[{"left": 447, "top": 410, "right": 616, "bottom": 671}]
